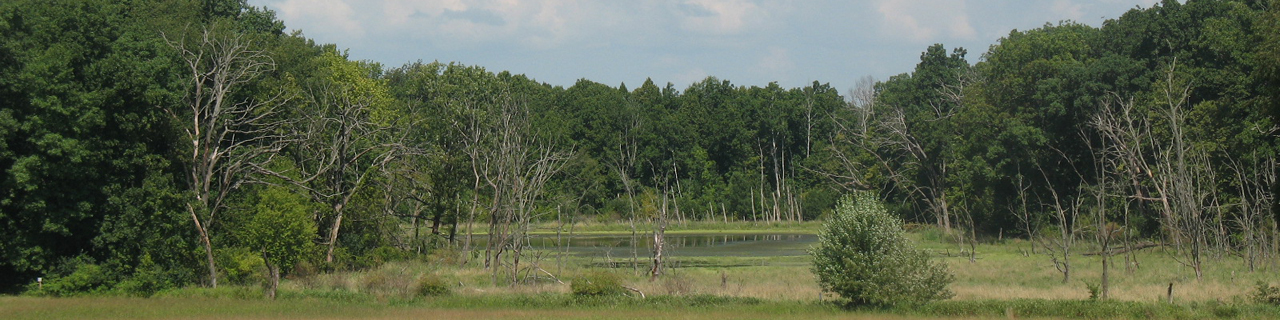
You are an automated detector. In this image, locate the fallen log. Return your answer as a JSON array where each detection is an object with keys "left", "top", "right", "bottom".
[{"left": 1082, "top": 242, "right": 1164, "bottom": 256}]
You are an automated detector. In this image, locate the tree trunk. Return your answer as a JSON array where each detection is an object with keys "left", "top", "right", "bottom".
[
  {"left": 1100, "top": 255, "right": 1110, "bottom": 299},
  {"left": 190, "top": 205, "right": 218, "bottom": 288},
  {"left": 325, "top": 203, "right": 345, "bottom": 263},
  {"left": 263, "top": 253, "right": 280, "bottom": 300},
  {"left": 650, "top": 224, "right": 665, "bottom": 280}
]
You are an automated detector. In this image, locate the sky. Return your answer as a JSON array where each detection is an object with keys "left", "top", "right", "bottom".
[{"left": 247, "top": 0, "right": 1163, "bottom": 93}]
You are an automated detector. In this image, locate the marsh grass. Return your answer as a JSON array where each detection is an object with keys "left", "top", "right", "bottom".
[
  {"left": 13, "top": 222, "right": 1280, "bottom": 319},
  {"left": 301, "top": 224, "right": 1279, "bottom": 304},
  {"left": 523, "top": 220, "right": 823, "bottom": 235}
]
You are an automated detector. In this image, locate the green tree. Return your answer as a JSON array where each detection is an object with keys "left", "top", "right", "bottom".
[
  {"left": 241, "top": 186, "right": 315, "bottom": 299},
  {"left": 810, "top": 191, "right": 953, "bottom": 306},
  {"left": 0, "top": 0, "right": 198, "bottom": 292}
]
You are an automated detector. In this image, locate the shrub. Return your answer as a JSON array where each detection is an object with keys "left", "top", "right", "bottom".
[
  {"left": 1252, "top": 281, "right": 1280, "bottom": 305},
  {"left": 114, "top": 259, "right": 187, "bottom": 297},
  {"left": 34, "top": 259, "right": 114, "bottom": 296},
  {"left": 571, "top": 271, "right": 627, "bottom": 297},
  {"left": 217, "top": 247, "right": 265, "bottom": 285},
  {"left": 809, "top": 191, "right": 954, "bottom": 306},
  {"left": 416, "top": 274, "right": 451, "bottom": 297}
]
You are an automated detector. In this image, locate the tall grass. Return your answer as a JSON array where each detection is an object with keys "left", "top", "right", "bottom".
[{"left": 12, "top": 225, "right": 1280, "bottom": 319}]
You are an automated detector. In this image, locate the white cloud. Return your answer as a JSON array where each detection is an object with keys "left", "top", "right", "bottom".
[
  {"left": 251, "top": 0, "right": 1168, "bottom": 92},
  {"left": 273, "top": 0, "right": 364, "bottom": 38},
  {"left": 360, "top": 0, "right": 634, "bottom": 50},
  {"left": 876, "top": 0, "right": 975, "bottom": 43},
  {"left": 677, "top": 0, "right": 766, "bottom": 35},
  {"left": 1050, "top": 0, "right": 1085, "bottom": 21}
]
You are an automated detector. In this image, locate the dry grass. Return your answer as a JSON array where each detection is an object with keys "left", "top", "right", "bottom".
[
  {"left": 936, "top": 239, "right": 1278, "bottom": 303},
  {"left": 0, "top": 296, "right": 984, "bottom": 320},
  {"left": 282, "top": 230, "right": 1276, "bottom": 305}
]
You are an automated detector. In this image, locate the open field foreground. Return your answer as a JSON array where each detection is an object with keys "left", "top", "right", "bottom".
[
  {"left": 8, "top": 225, "right": 1280, "bottom": 319},
  {"left": 5, "top": 294, "right": 1280, "bottom": 320}
]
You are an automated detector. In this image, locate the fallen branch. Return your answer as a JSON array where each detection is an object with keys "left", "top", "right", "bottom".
[
  {"left": 1082, "top": 242, "right": 1164, "bottom": 256},
  {"left": 622, "top": 285, "right": 646, "bottom": 299},
  {"left": 537, "top": 267, "right": 564, "bottom": 285}
]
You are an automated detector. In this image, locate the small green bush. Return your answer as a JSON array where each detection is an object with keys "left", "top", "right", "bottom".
[
  {"left": 809, "top": 191, "right": 954, "bottom": 307},
  {"left": 35, "top": 259, "right": 114, "bottom": 296},
  {"left": 1084, "top": 281, "right": 1101, "bottom": 301},
  {"left": 216, "top": 247, "right": 265, "bottom": 285},
  {"left": 416, "top": 274, "right": 451, "bottom": 297},
  {"left": 571, "top": 271, "right": 627, "bottom": 297},
  {"left": 1251, "top": 281, "right": 1280, "bottom": 305},
  {"left": 114, "top": 261, "right": 186, "bottom": 297}
]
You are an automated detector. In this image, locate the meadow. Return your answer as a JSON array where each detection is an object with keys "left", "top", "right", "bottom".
[{"left": 7, "top": 222, "right": 1280, "bottom": 319}]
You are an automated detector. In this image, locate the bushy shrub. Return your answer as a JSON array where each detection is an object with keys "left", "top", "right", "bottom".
[
  {"left": 571, "top": 271, "right": 627, "bottom": 297},
  {"left": 416, "top": 274, "right": 451, "bottom": 297},
  {"left": 114, "top": 257, "right": 189, "bottom": 297},
  {"left": 34, "top": 259, "right": 114, "bottom": 296},
  {"left": 809, "top": 191, "right": 954, "bottom": 306},
  {"left": 1252, "top": 281, "right": 1280, "bottom": 305},
  {"left": 217, "top": 247, "right": 265, "bottom": 285}
]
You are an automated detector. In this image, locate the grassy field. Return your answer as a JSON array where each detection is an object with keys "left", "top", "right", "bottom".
[{"left": 8, "top": 221, "right": 1280, "bottom": 319}]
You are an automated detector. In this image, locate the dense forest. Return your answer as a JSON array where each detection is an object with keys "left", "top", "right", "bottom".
[{"left": 2, "top": 0, "right": 1279, "bottom": 294}]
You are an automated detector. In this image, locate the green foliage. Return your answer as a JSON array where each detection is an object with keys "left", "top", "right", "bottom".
[
  {"left": 242, "top": 186, "right": 316, "bottom": 276},
  {"left": 570, "top": 271, "right": 627, "bottom": 297},
  {"left": 1251, "top": 282, "right": 1280, "bottom": 305},
  {"left": 809, "top": 192, "right": 954, "bottom": 306},
  {"left": 415, "top": 274, "right": 451, "bottom": 297},
  {"left": 1084, "top": 281, "right": 1102, "bottom": 301},
  {"left": 911, "top": 299, "right": 1280, "bottom": 319},
  {"left": 216, "top": 247, "right": 265, "bottom": 286},
  {"left": 30, "top": 258, "right": 113, "bottom": 297},
  {"left": 112, "top": 254, "right": 189, "bottom": 297}
]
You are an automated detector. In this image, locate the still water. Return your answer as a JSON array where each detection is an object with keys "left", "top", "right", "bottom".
[{"left": 512, "top": 233, "right": 818, "bottom": 258}]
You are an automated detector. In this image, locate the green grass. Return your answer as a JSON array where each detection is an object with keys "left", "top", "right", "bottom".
[
  {"left": 0, "top": 295, "right": 868, "bottom": 320},
  {"left": 523, "top": 220, "right": 822, "bottom": 235},
  {"left": 9, "top": 293, "right": 1280, "bottom": 319},
  {"left": 11, "top": 223, "right": 1280, "bottom": 319}
]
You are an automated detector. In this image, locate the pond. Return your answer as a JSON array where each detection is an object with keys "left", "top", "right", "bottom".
[{"left": 510, "top": 233, "right": 819, "bottom": 258}]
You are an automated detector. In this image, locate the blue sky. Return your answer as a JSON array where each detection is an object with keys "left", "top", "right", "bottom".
[{"left": 248, "top": 0, "right": 1162, "bottom": 93}]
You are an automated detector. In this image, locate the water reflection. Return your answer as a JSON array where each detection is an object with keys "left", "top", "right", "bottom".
[{"left": 481, "top": 233, "right": 818, "bottom": 258}]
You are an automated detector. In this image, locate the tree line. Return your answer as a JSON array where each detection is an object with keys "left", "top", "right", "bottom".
[{"left": 1, "top": 0, "right": 1278, "bottom": 297}]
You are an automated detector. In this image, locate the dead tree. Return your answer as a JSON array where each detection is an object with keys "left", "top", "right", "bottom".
[
  {"left": 1229, "top": 153, "right": 1277, "bottom": 271},
  {"left": 1153, "top": 62, "right": 1214, "bottom": 280},
  {"left": 165, "top": 25, "right": 290, "bottom": 287},
  {"left": 650, "top": 187, "right": 670, "bottom": 280},
  {"left": 606, "top": 102, "right": 642, "bottom": 273},
  {"left": 461, "top": 92, "right": 570, "bottom": 284},
  {"left": 275, "top": 78, "right": 403, "bottom": 265},
  {"left": 1092, "top": 60, "right": 1213, "bottom": 280},
  {"left": 1034, "top": 164, "right": 1084, "bottom": 284}
]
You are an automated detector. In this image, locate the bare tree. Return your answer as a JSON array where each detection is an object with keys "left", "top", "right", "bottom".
[
  {"left": 459, "top": 92, "right": 571, "bottom": 284},
  {"left": 1092, "top": 60, "right": 1214, "bottom": 280},
  {"left": 1034, "top": 164, "right": 1084, "bottom": 283},
  {"left": 1085, "top": 131, "right": 1120, "bottom": 299},
  {"left": 1152, "top": 61, "right": 1215, "bottom": 280},
  {"left": 607, "top": 102, "right": 642, "bottom": 273},
  {"left": 270, "top": 78, "right": 404, "bottom": 265},
  {"left": 165, "top": 25, "right": 290, "bottom": 287},
  {"left": 1229, "top": 152, "right": 1277, "bottom": 272},
  {"left": 650, "top": 183, "right": 671, "bottom": 280}
]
